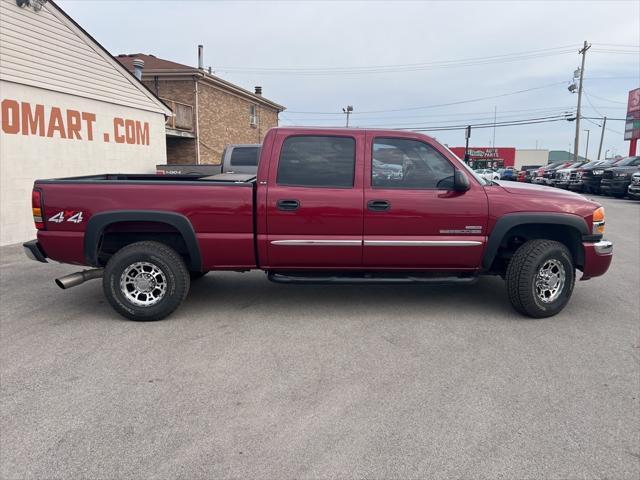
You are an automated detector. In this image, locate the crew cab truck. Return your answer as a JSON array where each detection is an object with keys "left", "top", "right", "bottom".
[{"left": 24, "top": 128, "right": 613, "bottom": 321}]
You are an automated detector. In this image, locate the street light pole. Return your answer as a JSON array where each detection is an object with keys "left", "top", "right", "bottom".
[
  {"left": 342, "top": 105, "right": 353, "bottom": 127},
  {"left": 597, "top": 117, "right": 607, "bottom": 160},
  {"left": 584, "top": 129, "right": 590, "bottom": 161},
  {"left": 573, "top": 41, "right": 591, "bottom": 162}
]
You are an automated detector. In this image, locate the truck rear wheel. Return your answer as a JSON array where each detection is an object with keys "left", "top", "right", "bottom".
[
  {"left": 103, "top": 241, "right": 190, "bottom": 321},
  {"left": 505, "top": 239, "right": 575, "bottom": 318}
]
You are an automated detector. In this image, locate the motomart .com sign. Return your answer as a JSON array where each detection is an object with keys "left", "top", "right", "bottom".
[{"left": 1, "top": 99, "right": 151, "bottom": 145}]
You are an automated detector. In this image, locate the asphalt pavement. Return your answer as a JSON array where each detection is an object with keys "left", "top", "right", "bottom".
[{"left": 1, "top": 196, "right": 639, "bottom": 479}]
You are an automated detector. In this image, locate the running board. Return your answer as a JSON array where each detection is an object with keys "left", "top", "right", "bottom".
[{"left": 267, "top": 272, "right": 478, "bottom": 285}]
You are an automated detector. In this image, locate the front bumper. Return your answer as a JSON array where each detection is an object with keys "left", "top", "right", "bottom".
[
  {"left": 628, "top": 184, "right": 640, "bottom": 199},
  {"left": 581, "top": 239, "right": 613, "bottom": 280},
  {"left": 568, "top": 180, "right": 584, "bottom": 191},
  {"left": 23, "top": 239, "right": 48, "bottom": 263},
  {"left": 600, "top": 179, "right": 630, "bottom": 196},
  {"left": 584, "top": 177, "right": 604, "bottom": 191}
]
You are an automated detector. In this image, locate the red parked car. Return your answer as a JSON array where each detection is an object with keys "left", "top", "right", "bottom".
[{"left": 24, "top": 127, "right": 612, "bottom": 321}]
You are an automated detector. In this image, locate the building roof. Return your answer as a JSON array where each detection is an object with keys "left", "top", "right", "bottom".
[
  {"left": 116, "top": 53, "right": 285, "bottom": 112},
  {"left": 33, "top": 2, "right": 173, "bottom": 116},
  {"left": 548, "top": 150, "right": 588, "bottom": 163}
]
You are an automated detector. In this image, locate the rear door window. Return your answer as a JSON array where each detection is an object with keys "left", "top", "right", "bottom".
[{"left": 277, "top": 136, "right": 355, "bottom": 188}]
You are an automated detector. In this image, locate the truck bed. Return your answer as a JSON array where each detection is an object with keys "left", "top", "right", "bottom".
[
  {"left": 34, "top": 173, "right": 258, "bottom": 270},
  {"left": 35, "top": 173, "right": 256, "bottom": 184}
]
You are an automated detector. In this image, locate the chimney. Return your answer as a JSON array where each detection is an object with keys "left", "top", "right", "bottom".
[
  {"left": 254, "top": 86, "right": 262, "bottom": 96},
  {"left": 132, "top": 58, "right": 144, "bottom": 81},
  {"left": 198, "top": 45, "right": 203, "bottom": 70}
]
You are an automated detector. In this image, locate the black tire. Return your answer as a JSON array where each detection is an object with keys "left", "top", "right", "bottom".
[
  {"left": 103, "top": 241, "right": 190, "bottom": 321},
  {"left": 505, "top": 239, "right": 575, "bottom": 318},
  {"left": 190, "top": 271, "right": 209, "bottom": 280}
]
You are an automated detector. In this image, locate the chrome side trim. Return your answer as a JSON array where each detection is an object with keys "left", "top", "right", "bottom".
[
  {"left": 593, "top": 240, "right": 613, "bottom": 255},
  {"left": 271, "top": 240, "right": 362, "bottom": 246},
  {"left": 363, "top": 240, "right": 482, "bottom": 247}
]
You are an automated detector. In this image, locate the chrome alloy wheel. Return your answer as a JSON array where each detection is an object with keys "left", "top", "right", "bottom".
[
  {"left": 534, "top": 259, "right": 566, "bottom": 303},
  {"left": 120, "top": 262, "right": 167, "bottom": 307}
]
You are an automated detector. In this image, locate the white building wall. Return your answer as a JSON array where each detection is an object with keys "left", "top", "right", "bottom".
[
  {"left": 0, "top": 81, "right": 167, "bottom": 245},
  {"left": 515, "top": 149, "right": 549, "bottom": 169}
]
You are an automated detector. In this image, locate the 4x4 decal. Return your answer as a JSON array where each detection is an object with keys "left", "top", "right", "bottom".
[{"left": 48, "top": 211, "right": 85, "bottom": 224}]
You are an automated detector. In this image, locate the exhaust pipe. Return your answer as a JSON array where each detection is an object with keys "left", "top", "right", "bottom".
[{"left": 55, "top": 268, "right": 103, "bottom": 290}]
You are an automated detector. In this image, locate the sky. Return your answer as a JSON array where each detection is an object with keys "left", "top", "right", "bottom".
[{"left": 59, "top": 0, "right": 640, "bottom": 158}]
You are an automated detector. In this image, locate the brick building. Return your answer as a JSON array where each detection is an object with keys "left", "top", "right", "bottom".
[{"left": 117, "top": 53, "right": 285, "bottom": 165}]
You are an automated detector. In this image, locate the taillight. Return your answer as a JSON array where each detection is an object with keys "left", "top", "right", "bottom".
[{"left": 31, "top": 188, "right": 44, "bottom": 230}]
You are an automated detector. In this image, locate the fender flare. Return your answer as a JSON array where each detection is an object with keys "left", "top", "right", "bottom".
[
  {"left": 482, "top": 213, "right": 589, "bottom": 270},
  {"left": 84, "top": 210, "right": 202, "bottom": 271}
]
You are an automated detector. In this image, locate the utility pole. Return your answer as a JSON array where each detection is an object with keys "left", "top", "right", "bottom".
[
  {"left": 597, "top": 116, "right": 607, "bottom": 160},
  {"left": 464, "top": 125, "right": 472, "bottom": 164},
  {"left": 583, "top": 129, "right": 590, "bottom": 161},
  {"left": 573, "top": 40, "right": 591, "bottom": 161},
  {"left": 492, "top": 106, "right": 497, "bottom": 148},
  {"left": 342, "top": 105, "right": 353, "bottom": 127}
]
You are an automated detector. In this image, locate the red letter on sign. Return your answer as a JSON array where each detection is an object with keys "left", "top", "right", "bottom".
[
  {"left": 1, "top": 99, "right": 20, "bottom": 134},
  {"left": 47, "top": 107, "right": 67, "bottom": 139},
  {"left": 114, "top": 118, "right": 125, "bottom": 143},
  {"left": 81, "top": 112, "right": 95, "bottom": 141},
  {"left": 136, "top": 121, "right": 149, "bottom": 145},
  {"left": 21, "top": 103, "right": 45, "bottom": 136},
  {"left": 66, "top": 110, "right": 82, "bottom": 139}
]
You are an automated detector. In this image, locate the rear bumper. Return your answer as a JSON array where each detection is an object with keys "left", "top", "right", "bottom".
[
  {"left": 23, "top": 240, "right": 48, "bottom": 263},
  {"left": 581, "top": 240, "right": 613, "bottom": 280}
]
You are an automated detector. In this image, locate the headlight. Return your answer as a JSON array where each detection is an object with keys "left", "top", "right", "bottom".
[
  {"left": 593, "top": 170, "right": 604, "bottom": 175},
  {"left": 592, "top": 207, "right": 605, "bottom": 235}
]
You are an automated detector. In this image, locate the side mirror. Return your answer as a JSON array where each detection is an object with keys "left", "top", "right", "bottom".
[{"left": 453, "top": 170, "right": 470, "bottom": 192}]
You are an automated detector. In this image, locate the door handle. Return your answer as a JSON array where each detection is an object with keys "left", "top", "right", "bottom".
[
  {"left": 367, "top": 200, "right": 391, "bottom": 211},
  {"left": 277, "top": 199, "right": 300, "bottom": 211}
]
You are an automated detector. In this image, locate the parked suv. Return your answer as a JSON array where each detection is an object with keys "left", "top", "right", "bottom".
[
  {"left": 600, "top": 156, "right": 640, "bottom": 197},
  {"left": 628, "top": 171, "right": 640, "bottom": 199}
]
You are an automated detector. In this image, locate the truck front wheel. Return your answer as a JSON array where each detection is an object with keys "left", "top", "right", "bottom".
[
  {"left": 103, "top": 241, "right": 190, "bottom": 321},
  {"left": 505, "top": 239, "right": 575, "bottom": 318}
]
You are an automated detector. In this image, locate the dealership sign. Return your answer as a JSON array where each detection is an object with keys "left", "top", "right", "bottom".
[
  {"left": 1, "top": 99, "right": 151, "bottom": 145},
  {"left": 625, "top": 88, "right": 640, "bottom": 141},
  {"left": 449, "top": 146, "right": 516, "bottom": 168}
]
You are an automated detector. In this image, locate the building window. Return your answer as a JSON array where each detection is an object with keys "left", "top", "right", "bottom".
[{"left": 250, "top": 105, "right": 258, "bottom": 127}]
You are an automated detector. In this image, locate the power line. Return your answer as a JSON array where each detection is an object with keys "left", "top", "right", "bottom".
[
  {"left": 582, "top": 92, "right": 627, "bottom": 104},
  {"left": 410, "top": 116, "right": 573, "bottom": 133},
  {"left": 286, "top": 81, "right": 567, "bottom": 115},
  {"left": 216, "top": 46, "right": 579, "bottom": 75},
  {"left": 287, "top": 105, "right": 577, "bottom": 122}
]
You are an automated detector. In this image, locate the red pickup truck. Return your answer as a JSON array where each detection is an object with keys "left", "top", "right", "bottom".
[{"left": 24, "top": 127, "right": 613, "bottom": 321}]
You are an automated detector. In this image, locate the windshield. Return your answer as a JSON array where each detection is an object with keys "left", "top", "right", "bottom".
[{"left": 616, "top": 156, "right": 640, "bottom": 167}]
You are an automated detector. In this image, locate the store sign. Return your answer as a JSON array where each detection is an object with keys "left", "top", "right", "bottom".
[
  {"left": 449, "top": 146, "right": 516, "bottom": 168},
  {"left": 625, "top": 88, "right": 640, "bottom": 141},
  {"left": 0, "top": 99, "right": 151, "bottom": 145}
]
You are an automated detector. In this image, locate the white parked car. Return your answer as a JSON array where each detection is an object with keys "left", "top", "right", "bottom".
[{"left": 474, "top": 168, "right": 500, "bottom": 181}]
